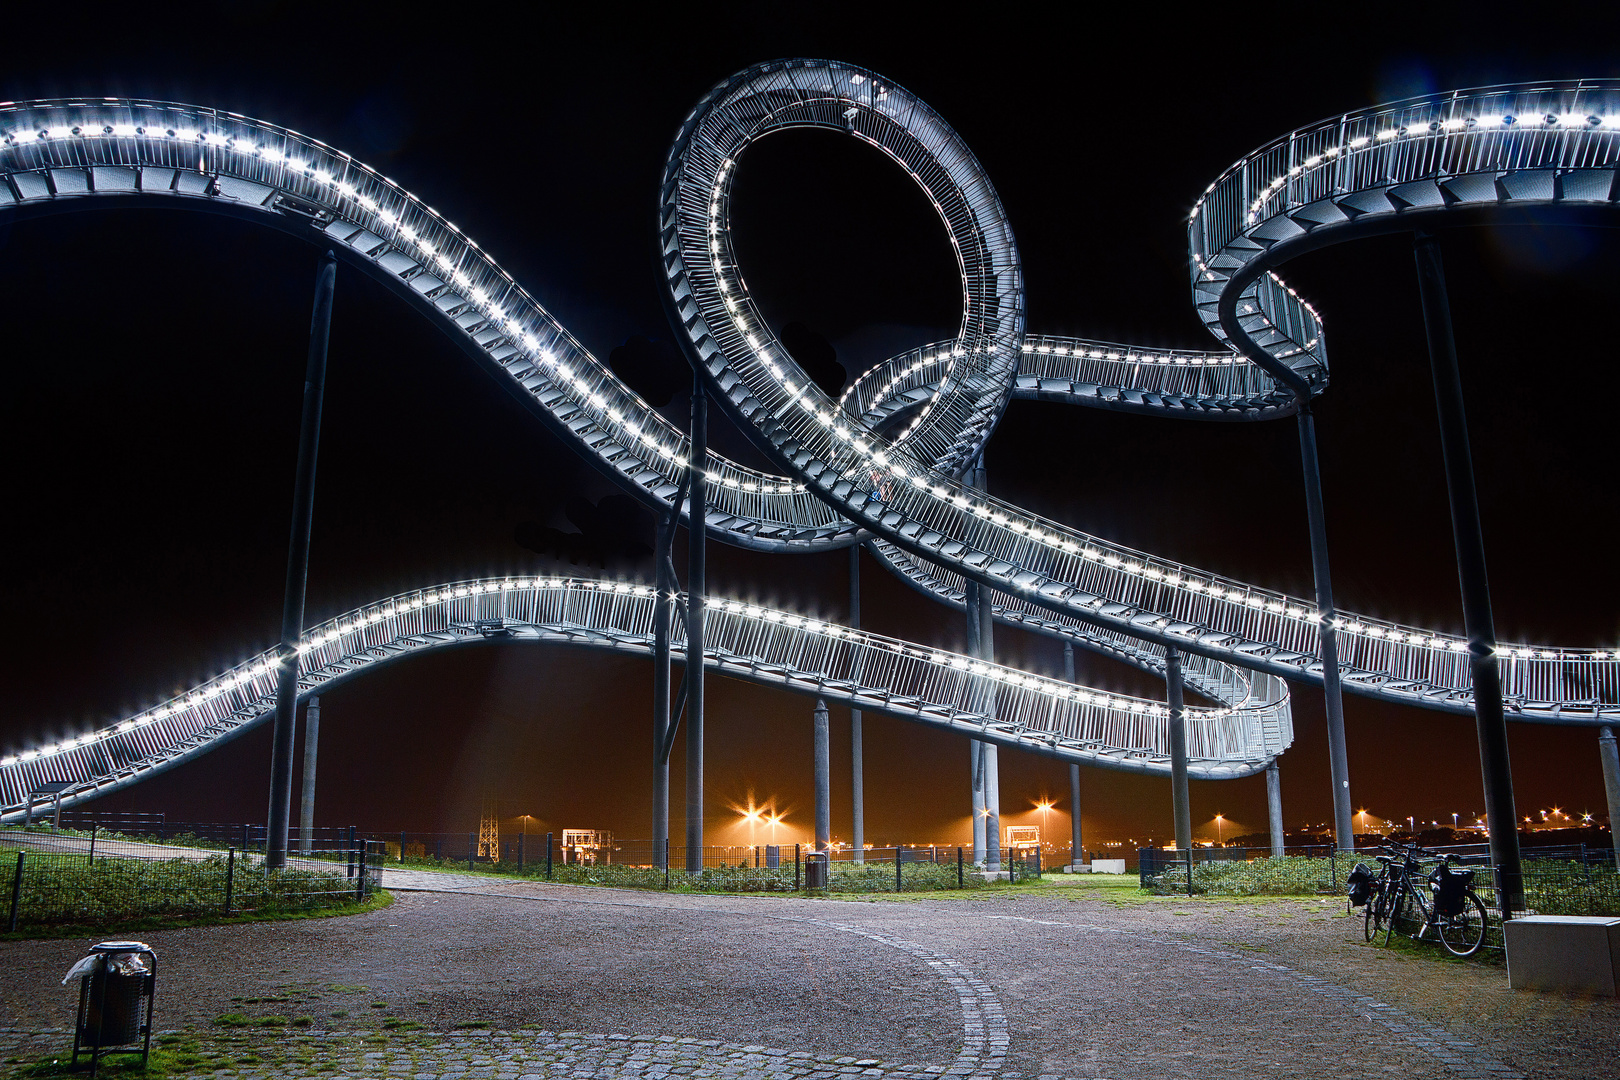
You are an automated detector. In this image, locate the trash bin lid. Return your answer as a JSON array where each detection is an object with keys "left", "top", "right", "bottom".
[{"left": 91, "top": 941, "right": 153, "bottom": 954}]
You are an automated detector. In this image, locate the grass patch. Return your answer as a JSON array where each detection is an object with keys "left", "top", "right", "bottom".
[{"left": 0, "top": 886, "right": 391, "bottom": 941}]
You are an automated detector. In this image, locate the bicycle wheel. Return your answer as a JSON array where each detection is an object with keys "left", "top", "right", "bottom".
[
  {"left": 1438, "top": 891, "right": 1488, "bottom": 957},
  {"left": 1363, "top": 884, "right": 1386, "bottom": 942},
  {"left": 1383, "top": 885, "right": 1405, "bottom": 946}
]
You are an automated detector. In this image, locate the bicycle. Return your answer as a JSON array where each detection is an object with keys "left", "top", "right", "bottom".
[{"left": 1370, "top": 842, "right": 1488, "bottom": 957}]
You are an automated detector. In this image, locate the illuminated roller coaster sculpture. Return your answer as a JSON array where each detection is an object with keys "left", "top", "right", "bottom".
[{"left": 0, "top": 66, "right": 1614, "bottom": 856}]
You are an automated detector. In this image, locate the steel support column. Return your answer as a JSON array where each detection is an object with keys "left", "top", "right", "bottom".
[
  {"left": 849, "top": 544, "right": 864, "bottom": 864},
  {"left": 1266, "top": 759, "right": 1285, "bottom": 858},
  {"left": 967, "top": 575, "right": 987, "bottom": 864},
  {"left": 267, "top": 251, "right": 336, "bottom": 870},
  {"left": 813, "top": 698, "right": 831, "bottom": 851},
  {"left": 684, "top": 375, "right": 707, "bottom": 874},
  {"left": 1167, "top": 647, "right": 1192, "bottom": 854},
  {"left": 1065, "top": 643, "right": 1083, "bottom": 868},
  {"left": 967, "top": 461, "right": 1001, "bottom": 871},
  {"left": 1413, "top": 230, "right": 1522, "bottom": 914},
  {"left": 298, "top": 696, "right": 320, "bottom": 854},
  {"left": 652, "top": 510, "right": 674, "bottom": 871},
  {"left": 1296, "top": 400, "right": 1356, "bottom": 852},
  {"left": 1600, "top": 726, "right": 1620, "bottom": 871}
]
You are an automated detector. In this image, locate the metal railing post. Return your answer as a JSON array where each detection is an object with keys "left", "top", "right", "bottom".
[
  {"left": 896, "top": 847, "right": 902, "bottom": 892},
  {"left": 9, "top": 852, "right": 23, "bottom": 931},
  {"left": 224, "top": 848, "right": 235, "bottom": 916},
  {"left": 546, "top": 832, "right": 553, "bottom": 880}
]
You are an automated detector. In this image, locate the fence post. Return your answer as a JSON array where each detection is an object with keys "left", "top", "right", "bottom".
[
  {"left": 896, "top": 847, "right": 903, "bottom": 892},
  {"left": 224, "top": 848, "right": 235, "bottom": 915},
  {"left": 468, "top": 832, "right": 475, "bottom": 872},
  {"left": 1034, "top": 847, "right": 1041, "bottom": 877},
  {"left": 958, "top": 847, "right": 964, "bottom": 888},
  {"left": 89, "top": 824, "right": 97, "bottom": 863},
  {"left": 242, "top": 823, "right": 249, "bottom": 854},
  {"left": 1330, "top": 847, "right": 1338, "bottom": 894},
  {"left": 1187, "top": 849, "right": 1194, "bottom": 898},
  {"left": 399, "top": 831, "right": 406, "bottom": 864},
  {"left": 546, "top": 833, "right": 553, "bottom": 881},
  {"left": 9, "top": 852, "right": 23, "bottom": 931},
  {"left": 518, "top": 831, "right": 525, "bottom": 871},
  {"left": 795, "top": 844, "right": 801, "bottom": 891},
  {"left": 356, "top": 844, "right": 366, "bottom": 901}
]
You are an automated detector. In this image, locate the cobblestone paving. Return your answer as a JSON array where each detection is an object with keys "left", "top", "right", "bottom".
[
  {"left": 0, "top": 1028, "right": 1015, "bottom": 1080},
  {"left": 3, "top": 878, "right": 1614, "bottom": 1079}
]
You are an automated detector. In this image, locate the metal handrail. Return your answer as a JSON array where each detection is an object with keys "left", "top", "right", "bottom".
[
  {"left": 1, "top": 74, "right": 1614, "bottom": 730},
  {"left": 0, "top": 577, "right": 1285, "bottom": 819}
]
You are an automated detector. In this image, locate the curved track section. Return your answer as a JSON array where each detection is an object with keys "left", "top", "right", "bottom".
[
  {"left": 0, "top": 577, "right": 1286, "bottom": 820},
  {"left": 1192, "top": 79, "right": 1620, "bottom": 395},
  {"left": 660, "top": 64, "right": 1619, "bottom": 724},
  {"left": 0, "top": 71, "right": 1614, "bottom": 751}
]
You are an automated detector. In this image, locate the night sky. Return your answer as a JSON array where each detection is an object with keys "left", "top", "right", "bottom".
[{"left": 2, "top": 7, "right": 1617, "bottom": 851}]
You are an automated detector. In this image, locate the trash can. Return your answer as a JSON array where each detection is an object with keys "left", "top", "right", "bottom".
[
  {"left": 65, "top": 941, "right": 156, "bottom": 1075},
  {"left": 804, "top": 852, "right": 829, "bottom": 890}
]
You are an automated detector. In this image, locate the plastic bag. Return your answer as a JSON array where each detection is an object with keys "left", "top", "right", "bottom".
[{"left": 62, "top": 943, "right": 152, "bottom": 985}]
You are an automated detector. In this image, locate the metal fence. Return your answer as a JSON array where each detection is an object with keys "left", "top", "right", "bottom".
[
  {"left": 374, "top": 832, "right": 1038, "bottom": 893},
  {"left": 1, "top": 826, "right": 383, "bottom": 931},
  {"left": 1139, "top": 846, "right": 1351, "bottom": 895}
]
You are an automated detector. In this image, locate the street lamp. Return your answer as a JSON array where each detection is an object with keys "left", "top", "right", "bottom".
[
  {"left": 1214, "top": 814, "right": 1224, "bottom": 847},
  {"left": 739, "top": 805, "right": 762, "bottom": 848}
]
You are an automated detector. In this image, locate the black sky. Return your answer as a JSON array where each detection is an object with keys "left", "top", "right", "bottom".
[{"left": 1, "top": 5, "right": 1617, "bottom": 848}]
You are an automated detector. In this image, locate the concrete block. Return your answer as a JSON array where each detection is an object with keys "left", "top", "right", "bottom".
[
  {"left": 1090, "top": 859, "right": 1126, "bottom": 875},
  {"left": 1504, "top": 915, "right": 1620, "bottom": 995},
  {"left": 1061, "top": 863, "right": 1093, "bottom": 874}
]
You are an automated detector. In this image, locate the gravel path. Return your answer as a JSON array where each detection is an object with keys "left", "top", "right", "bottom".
[{"left": 1, "top": 878, "right": 1614, "bottom": 1080}]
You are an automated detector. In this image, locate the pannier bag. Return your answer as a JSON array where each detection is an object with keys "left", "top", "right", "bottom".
[
  {"left": 1429, "top": 863, "right": 1474, "bottom": 918},
  {"left": 1346, "top": 862, "right": 1375, "bottom": 907}
]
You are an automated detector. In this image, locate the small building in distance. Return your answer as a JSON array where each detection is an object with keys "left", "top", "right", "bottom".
[{"left": 562, "top": 829, "right": 615, "bottom": 865}]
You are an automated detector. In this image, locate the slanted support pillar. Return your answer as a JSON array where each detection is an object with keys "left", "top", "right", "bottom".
[
  {"left": 1295, "top": 399, "right": 1356, "bottom": 853},
  {"left": 299, "top": 696, "right": 321, "bottom": 853},
  {"left": 813, "top": 699, "right": 831, "bottom": 852},
  {"left": 268, "top": 251, "right": 336, "bottom": 870},
  {"left": 850, "top": 545, "right": 865, "bottom": 864},
  {"left": 684, "top": 375, "right": 708, "bottom": 874},
  {"left": 1266, "top": 759, "right": 1285, "bottom": 858},
  {"left": 1414, "top": 229, "right": 1522, "bottom": 914},
  {"left": 1167, "top": 647, "right": 1192, "bottom": 855},
  {"left": 1600, "top": 726, "right": 1620, "bottom": 871}
]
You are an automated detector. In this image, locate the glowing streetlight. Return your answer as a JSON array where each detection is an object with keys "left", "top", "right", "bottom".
[
  {"left": 1214, "top": 813, "right": 1224, "bottom": 846},
  {"left": 739, "top": 805, "right": 762, "bottom": 848}
]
